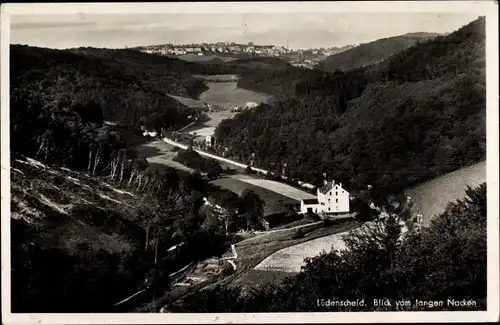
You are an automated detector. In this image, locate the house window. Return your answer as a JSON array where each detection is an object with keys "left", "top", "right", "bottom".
[
  {"left": 336, "top": 198, "right": 338, "bottom": 203},
  {"left": 328, "top": 207, "right": 330, "bottom": 211},
  {"left": 328, "top": 198, "right": 331, "bottom": 202},
  {"left": 336, "top": 191, "right": 338, "bottom": 196}
]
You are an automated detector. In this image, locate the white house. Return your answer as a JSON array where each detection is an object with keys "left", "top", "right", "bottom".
[
  {"left": 205, "top": 135, "right": 214, "bottom": 147},
  {"left": 245, "top": 102, "right": 259, "bottom": 109},
  {"left": 300, "top": 180, "right": 350, "bottom": 215}
]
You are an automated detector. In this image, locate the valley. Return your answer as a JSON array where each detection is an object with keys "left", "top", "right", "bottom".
[{"left": 8, "top": 13, "right": 489, "bottom": 315}]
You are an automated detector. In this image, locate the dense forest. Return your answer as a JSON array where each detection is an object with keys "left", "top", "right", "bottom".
[
  {"left": 9, "top": 44, "right": 274, "bottom": 312},
  {"left": 170, "top": 183, "right": 487, "bottom": 312},
  {"left": 215, "top": 17, "right": 486, "bottom": 194},
  {"left": 317, "top": 32, "right": 439, "bottom": 72}
]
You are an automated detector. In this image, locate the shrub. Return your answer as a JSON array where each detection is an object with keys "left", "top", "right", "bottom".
[{"left": 293, "top": 228, "right": 305, "bottom": 239}]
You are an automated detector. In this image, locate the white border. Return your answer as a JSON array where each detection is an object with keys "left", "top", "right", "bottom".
[{"left": 1, "top": 2, "right": 499, "bottom": 324}]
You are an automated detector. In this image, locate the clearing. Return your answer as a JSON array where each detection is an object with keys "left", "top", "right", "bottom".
[
  {"left": 133, "top": 140, "right": 194, "bottom": 174},
  {"left": 210, "top": 177, "right": 299, "bottom": 217},
  {"left": 167, "top": 94, "right": 206, "bottom": 109},
  {"left": 231, "top": 175, "right": 316, "bottom": 201},
  {"left": 406, "top": 161, "right": 486, "bottom": 226},
  {"left": 186, "top": 111, "right": 237, "bottom": 140},
  {"left": 192, "top": 74, "right": 239, "bottom": 82},
  {"left": 253, "top": 229, "right": 350, "bottom": 273},
  {"left": 198, "top": 80, "right": 270, "bottom": 109}
]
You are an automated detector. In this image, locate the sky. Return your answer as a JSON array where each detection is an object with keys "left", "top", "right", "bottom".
[{"left": 10, "top": 13, "right": 479, "bottom": 50}]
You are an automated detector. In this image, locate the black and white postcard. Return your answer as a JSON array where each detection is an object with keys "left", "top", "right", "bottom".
[{"left": 1, "top": 1, "right": 499, "bottom": 324}]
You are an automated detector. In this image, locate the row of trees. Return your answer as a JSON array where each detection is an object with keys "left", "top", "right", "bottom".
[
  {"left": 173, "top": 147, "right": 224, "bottom": 179},
  {"left": 169, "top": 183, "right": 487, "bottom": 312}
]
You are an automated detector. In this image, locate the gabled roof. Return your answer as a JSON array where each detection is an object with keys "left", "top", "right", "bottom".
[
  {"left": 319, "top": 181, "right": 335, "bottom": 194},
  {"left": 319, "top": 181, "right": 349, "bottom": 194},
  {"left": 302, "top": 198, "right": 319, "bottom": 205}
]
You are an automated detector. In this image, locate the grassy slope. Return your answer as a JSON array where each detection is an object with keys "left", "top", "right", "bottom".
[
  {"left": 10, "top": 157, "right": 144, "bottom": 254},
  {"left": 210, "top": 177, "right": 298, "bottom": 216}
]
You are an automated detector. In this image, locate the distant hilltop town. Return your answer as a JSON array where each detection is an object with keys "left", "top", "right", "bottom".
[{"left": 133, "top": 41, "right": 355, "bottom": 62}]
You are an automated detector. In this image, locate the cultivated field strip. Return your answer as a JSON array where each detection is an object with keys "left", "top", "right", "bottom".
[
  {"left": 232, "top": 176, "right": 316, "bottom": 201},
  {"left": 254, "top": 231, "right": 350, "bottom": 273}
]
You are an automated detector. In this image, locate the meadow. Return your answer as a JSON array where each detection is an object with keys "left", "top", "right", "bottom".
[
  {"left": 192, "top": 74, "right": 239, "bottom": 82},
  {"left": 253, "top": 230, "right": 350, "bottom": 273},
  {"left": 406, "top": 160, "right": 486, "bottom": 226},
  {"left": 187, "top": 111, "right": 237, "bottom": 140},
  {"left": 210, "top": 177, "right": 298, "bottom": 217},
  {"left": 198, "top": 81, "right": 270, "bottom": 109},
  {"left": 232, "top": 176, "right": 316, "bottom": 201},
  {"left": 167, "top": 94, "right": 206, "bottom": 109},
  {"left": 133, "top": 140, "right": 195, "bottom": 174}
]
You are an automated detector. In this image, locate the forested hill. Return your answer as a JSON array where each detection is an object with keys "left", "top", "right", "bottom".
[
  {"left": 10, "top": 45, "right": 204, "bottom": 131},
  {"left": 214, "top": 17, "right": 486, "bottom": 194},
  {"left": 317, "top": 32, "right": 440, "bottom": 72}
]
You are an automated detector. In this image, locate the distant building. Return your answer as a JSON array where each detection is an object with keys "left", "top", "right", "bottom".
[
  {"left": 245, "top": 102, "right": 259, "bottom": 109},
  {"left": 143, "top": 130, "right": 158, "bottom": 138},
  {"left": 300, "top": 180, "right": 350, "bottom": 214},
  {"left": 205, "top": 135, "right": 214, "bottom": 147}
]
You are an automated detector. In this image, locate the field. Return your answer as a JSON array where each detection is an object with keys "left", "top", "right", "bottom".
[
  {"left": 133, "top": 140, "right": 194, "bottom": 174},
  {"left": 187, "top": 111, "right": 237, "bottom": 140},
  {"left": 232, "top": 176, "right": 316, "bottom": 201},
  {"left": 406, "top": 161, "right": 486, "bottom": 226},
  {"left": 253, "top": 230, "right": 350, "bottom": 273},
  {"left": 199, "top": 81, "right": 270, "bottom": 109},
  {"left": 192, "top": 74, "right": 239, "bottom": 82},
  {"left": 210, "top": 177, "right": 298, "bottom": 216},
  {"left": 167, "top": 94, "right": 206, "bottom": 109}
]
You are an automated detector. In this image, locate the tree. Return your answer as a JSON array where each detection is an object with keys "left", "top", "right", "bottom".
[
  {"left": 207, "top": 163, "right": 223, "bottom": 180},
  {"left": 238, "top": 189, "right": 265, "bottom": 231}
]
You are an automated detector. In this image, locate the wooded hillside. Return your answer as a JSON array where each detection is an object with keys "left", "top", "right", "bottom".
[
  {"left": 214, "top": 17, "right": 486, "bottom": 194},
  {"left": 317, "top": 32, "right": 439, "bottom": 72}
]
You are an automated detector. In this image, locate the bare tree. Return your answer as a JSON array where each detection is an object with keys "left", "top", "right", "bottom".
[
  {"left": 87, "top": 144, "right": 94, "bottom": 173},
  {"left": 92, "top": 143, "right": 104, "bottom": 176},
  {"left": 119, "top": 149, "right": 126, "bottom": 183}
]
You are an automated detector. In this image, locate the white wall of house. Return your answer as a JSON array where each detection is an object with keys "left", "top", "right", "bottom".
[
  {"left": 318, "top": 183, "right": 350, "bottom": 213},
  {"left": 300, "top": 201, "right": 322, "bottom": 214},
  {"left": 205, "top": 135, "right": 213, "bottom": 147},
  {"left": 300, "top": 181, "right": 350, "bottom": 214}
]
